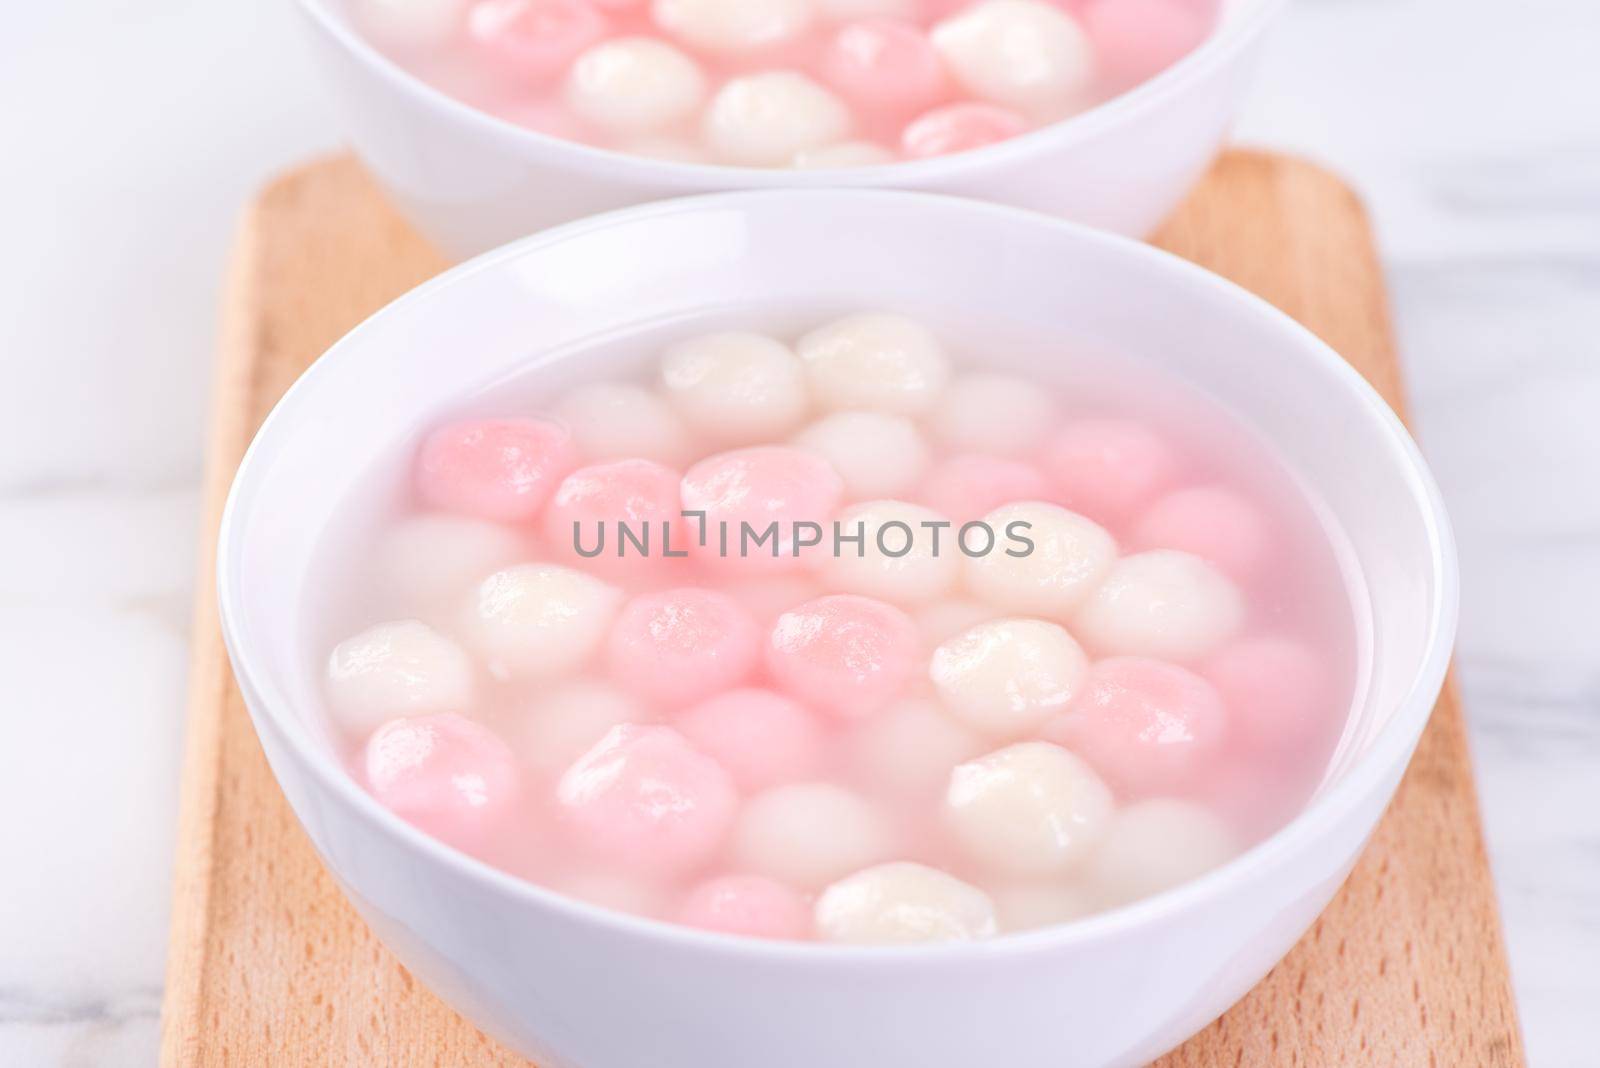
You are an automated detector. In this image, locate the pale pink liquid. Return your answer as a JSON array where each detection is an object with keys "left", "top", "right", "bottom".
[{"left": 306, "top": 307, "right": 1361, "bottom": 939}]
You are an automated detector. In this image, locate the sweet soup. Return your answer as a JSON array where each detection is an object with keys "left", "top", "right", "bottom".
[
  {"left": 347, "top": 0, "right": 1222, "bottom": 167},
  {"left": 308, "top": 310, "right": 1359, "bottom": 944}
]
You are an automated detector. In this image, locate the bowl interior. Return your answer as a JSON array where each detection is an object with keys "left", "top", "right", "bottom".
[{"left": 223, "top": 190, "right": 1448, "bottom": 835}]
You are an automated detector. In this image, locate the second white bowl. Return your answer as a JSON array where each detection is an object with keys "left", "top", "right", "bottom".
[{"left": 297, "top": 0, "right": 1283, "bottom": 257}]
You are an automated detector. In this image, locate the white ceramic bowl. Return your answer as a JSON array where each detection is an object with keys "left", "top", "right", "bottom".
[
  {"left": 296, "top": 0, "right": 1283, "bottom": 258},
  {"left": 219, "top": 190, "right": 1456, "bottom": 1068}
]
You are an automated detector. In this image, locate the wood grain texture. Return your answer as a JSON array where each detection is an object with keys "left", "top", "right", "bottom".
[{"left": 158, "top": 152, "right": 1525, "bottom": 1067}]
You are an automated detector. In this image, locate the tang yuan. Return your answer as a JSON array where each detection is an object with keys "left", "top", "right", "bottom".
[
  {"left": 797, "top": 312, "right": 951, "bottom": 416},
  {"left": 704, "top": 73, "right": 854, "bottom": 167},
  {"left": 1043, "top": 418, "right": 1178, "bottom": 525},
  {"left": 734, "top": 782, "right": 895, "bottom": 888},
  {"left": 680, "top": 446, "right": 844, "bottom": 573},
  {"left": 929, "top": 372, "right": 1056, "bottom": 457},
  {"left": 556, "top": 382, "right": 693, "bottom": 466},
  {"left": 314, "top": 308, "right": 1358, "bottom": 940},
  {"left": 465, "top": 0, "right": 608, "bottom": 84},
  {"left": 816, "top": 862, "right": 997, "bottom": 944},
  {"left": 963, "top": 501, "right": 1116, "bottom": 619},
  {"left": 606, "top": 587, "right": 761, "bottom": 707},
  {"left": 462, "top": 563, "right": 622, "bottom": 680},
  {"left": 917, "top": 453, "right": 1052, "bottom": 523},
  {"left": 556, "top": 724, "right": 739, "bottom": 874},
  {"left": 414, "top": 417, "right": 576, "bottom": 522},
  {"left": 1133, "top": 485, "right": 1270, "bottom": 580},
  {"left": 542, "top": 458, "right": 683, "bottom": 578},
  {"left": 1044, "top": 656, "right": 1226, "bottom": 798},
  {"left": 767, "top": 594, "right": 920, "bottom": 718},
  {"left": 1073, "top": 549, "right": 1244, "bottom": 662},
  {"left": 931, "top": 618, "right": 1088, "bottom": 739},
  {"left": 371, "top": 515, "right": 526, "bottom": 610},
  {"left": 661, "top": 331, "right": 809, "bottom": 445},
  {"left": 930, "top": 0, "right": 1096, "bottom": 115},
  {"left": 673, "top": 687, "right": 825, "bottom": 791},
  {"left": 901, "top": 102, "right": 1028, "bottom": 158},
  {"left": 793, "top": 411, "right": 930, "bottom": 501},
  {"left": 1086, "top": 799, "right": 1240, "bottom": 907},
  {"left": 327, "top": 620, "right": 476, "bottom": 736},
  {"left": 818, "top": 19, "right": 947, "bottom": 120},
  {"left": 362, "top": 713, "right": 520, "bottom": 854},
  {"left": 565, "top": 37, "right": 708, "bottom": 134},
  {"left": 944, "top": 742, "right": 1113, "bottom": 875},
  {"left": 818, "top": 500, "right": 960, "bottom": 605},
  {"left": 677, "top": 874, "right": 813, "bottom": 940},
  {"left": 353, "top": 0, "right": 1219, "bottom": 165}
]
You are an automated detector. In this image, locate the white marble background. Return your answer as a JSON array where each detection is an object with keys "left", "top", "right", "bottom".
[{"left": 0, "top": 0, "right": 1592, "bottom": 1064}]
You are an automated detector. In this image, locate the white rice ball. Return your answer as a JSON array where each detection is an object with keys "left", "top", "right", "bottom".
[
  {"left": 732, "top": 782, "right": 894, "bottom": 888},
  {"left": 793, "top": 412, "right": 930, "bottom": 500},
  {"left": 813, "top": 0, "right": 915, "bottom": 20},
  {"left": 554, "top": 382, "right": 693, "bottom": 466},
  {"left": 704, "top": 72, "right": 854, "bottom": 167},
  {"left": 352, "top": 0, "right": 464, "bottom": 51},
  {"left": 372, "top": 514, "right": 526, "bottom": 610},
  {"left": 653, "top": 0, "right": 813, "bottom": 54},
  {"left": 848, "top": 697, "right": 988, "bottom": 798},
  {"left": 944, "top": 742, "right": 1113, "bottom": 876},
  {"left": 566, "top": 37, "right": 708, "bottom": 133},
  {"left": 816, "top": 862, "right": 998, "bottom": 944},
  {"left": 1086, "top": 799, "right": 1240, "bottom": 908},
  {"left": 930, "top": 618, "right": 1088, "bottom": 738},
  {"left": 928, "top": 372, "right": 1057, "bottom": 457},
  {"left": 819, "top": 500, "right": 960, "bottom": 605},
  {"left": 796, "top": 312, "right": 951, "bottom": 415},
  {"left": 930, "top": 0, "right": 1095, "bottom": 115},
  {"left": 992, "top": 882, "right": 1094, "bottom": 933},
  {"left": 1073, "top": 549, "right": 1245, "bottom": 662},
  {"left": 461, "top": 564, "right": 622, "bottom": 680},
  {"left": 660, "top": 330, "right": 809, "bottom": 445},
  {"left": 326, "top": 620, "right": 475, "bottom": 736},
  {"left": 963, "top": 501, "right": 1116, "bottom": 619}
]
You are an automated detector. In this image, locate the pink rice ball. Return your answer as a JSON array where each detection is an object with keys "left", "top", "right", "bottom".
[
  {"left": 465, "top": 0, "right": 609, "bottom": 86},
  {"left": 918, "top": 453, "right": 1054, "bottom": 522},
  {"left": 1044, "top": 656, "right": 1227, "bottom": 798},
  {"left": 1202, "top": 637, "right": 1333, "bottom": 759},
  {"left": 363, "top": 713, "right": 521, "bottom": 853},
  {"left": 1042, "top": 418, "right": 1178, "bottom": 527},
  {"left": 542, "top": 458, "right": 684, "bottom": 579},
  {"left": 767, "top": 594, "right": 918, "bottom": 719},
  {"left": 414, "top": 416, "right": 577, "bottom": 523},
  {"left": 606, "top": 587, "right": 761, "bottom": 709},
  {"left": 674, "top": 688, "right": 827, "bottom": 791},
  {"left": 680, "top": 446, "right": 845, "bottom": 575},
  {"left": 901, "top": 102, "right": 1028, "bottom": 159},
  {"left": 1082, "top": 0, "right": 1212, "bottom": 88},
  {"left": 676, "top": 874, "right": 814, "bottom": 940},
  {"left": 819, "top": 19, "right": 947, "bottom": 120},
  {"left": 1132, "top": 485, "right": 1270, "bottom": 579},
  {"left": 555, "top": 724, "right": 738, "bottom": 874}
]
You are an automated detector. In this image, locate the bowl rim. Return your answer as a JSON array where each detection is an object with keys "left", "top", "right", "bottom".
[
  {"left": 218, "top": 186, "right": 1458, "bottom": 966},
  {"left": 295, "top": 0, "right": 1286, "bottom": 182}
]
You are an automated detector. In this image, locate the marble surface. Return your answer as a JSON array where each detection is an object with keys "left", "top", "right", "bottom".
[{"left": 0, "top": 0, "right": 1593, "bottom": 1064}]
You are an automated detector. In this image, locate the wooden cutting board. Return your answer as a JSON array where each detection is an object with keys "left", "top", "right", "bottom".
[{"left": 158, "top": 151, "right": 1526, "bottom": 1067}]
